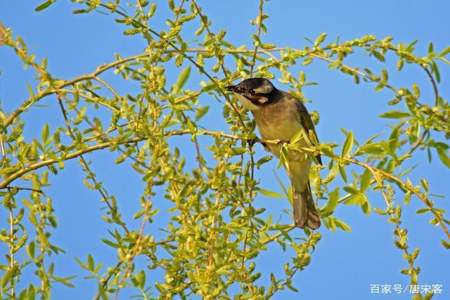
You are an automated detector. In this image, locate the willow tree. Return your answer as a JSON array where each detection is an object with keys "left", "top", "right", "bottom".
[{"left": 0, "top": 0, "right": 448, "bottom": 299}]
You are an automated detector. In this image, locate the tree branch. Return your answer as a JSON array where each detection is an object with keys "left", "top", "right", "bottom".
[
  {"left": 249, "top": 0, "right": 265, "bottom": 76},
  {"left": 3, "top": 53, "right": 147, "bottom": 128}
]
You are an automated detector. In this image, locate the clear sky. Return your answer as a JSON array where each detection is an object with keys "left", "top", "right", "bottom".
[{"left": 0, "top": 1, "right": 449, "bottom": 299}]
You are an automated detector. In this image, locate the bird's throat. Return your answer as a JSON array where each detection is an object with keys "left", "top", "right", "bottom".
[{"left": 234, "top": 93, "right": 261, "bottom": 111}]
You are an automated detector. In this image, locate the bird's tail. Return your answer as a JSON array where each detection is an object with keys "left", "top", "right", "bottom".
[{"left": 293, "top": 183, "right": 321, "bottom": 229}]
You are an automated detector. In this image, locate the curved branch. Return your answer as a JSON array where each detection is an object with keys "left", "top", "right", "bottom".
[
  {"left": 421, "top": 65, "right": 440, "bottom": 105},
  {"left": 1, "top": 126, "right": 448, "bottom": 240},
  {"left": 3, "top": 53, "right": 147, "bottom": 128},
  {"left": 0, "top": 137, "right": 143, "bottom": 189},
  {"left": 341, "top": 156, "right": 450, "bottom": 240}
]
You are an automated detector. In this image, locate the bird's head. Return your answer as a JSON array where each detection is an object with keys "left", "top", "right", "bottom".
[{"left": 226, "top": 77, "right": 276, "bottom": 111}]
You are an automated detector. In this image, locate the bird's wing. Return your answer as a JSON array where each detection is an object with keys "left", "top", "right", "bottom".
[{"left": 294, "top": 99, "right": 323, "bottom": 165}]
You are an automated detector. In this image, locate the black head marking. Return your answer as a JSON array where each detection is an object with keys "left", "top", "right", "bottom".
[{"left": 227, "top": 77, "right": 277, "bottom": 106}]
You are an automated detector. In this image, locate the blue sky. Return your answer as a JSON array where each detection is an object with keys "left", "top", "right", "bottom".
[{"left": 0, "top": 0, "right": 449, "bottom": 299}]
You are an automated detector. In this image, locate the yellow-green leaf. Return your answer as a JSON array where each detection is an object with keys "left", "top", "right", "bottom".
[
  {"left": 341, "top": 132, "right": 353, "bottom": 157},
  {"left": 360, "top": 169, "right": 372, "bottom": 191},
  {"left": 321, "top": 187, "right": 339, "bottom": 217},
  {"left": 173, "top": 66, "right": 191, "bottom": 94},
  {"left": 335, "top": 219, "right": 352, "bottom": 232},
  {"left": 379, "top": 111, "right": 410, "bottom": 119},
  {"left": 42, "top": 123, "right": 49, "bottom": 142},
  {"left": 35, "top": 0, "right": 55, "bottom": 11},
  {"left": 257, "top": 187, "right": 284, "bottom": 199},
  {"left": 314, "top": 33, "right": 327, "bottom": 46},
  {"left": 437, "top": 148, "right": 450, "bottom": 168},
  {"left": 439, "top": 46, "right": 450, "bottom": 57}
]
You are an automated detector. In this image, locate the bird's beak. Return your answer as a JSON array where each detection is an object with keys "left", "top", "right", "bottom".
[
  {"left": 226, "top": 85, "right": 243, "bottom": 94},
  {"left": 226, "top": 85, "right": 247, "bottom": 95}
]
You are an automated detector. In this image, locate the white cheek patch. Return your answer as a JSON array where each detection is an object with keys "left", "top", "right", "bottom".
[
  {"left": 256, "top": 96, "right": 269, "bottom": 104},
  {"left": 234, "top": 93, "right": 261, "bottom": 111},
  {"left": 253, "top": 82, "right": 273, "bottom": 94}
]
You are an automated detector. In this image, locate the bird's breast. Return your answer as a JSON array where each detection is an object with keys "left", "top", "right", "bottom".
[
  {"left": 254, "top": 104, "right": 301, "bottom": 141},
  {"left": 254, "top": 104, "right": 306, "bottom": 158}
]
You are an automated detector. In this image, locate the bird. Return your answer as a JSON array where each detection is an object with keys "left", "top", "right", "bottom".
[{"left": 227, "top": 77, "right": 322, "bottom": 229}]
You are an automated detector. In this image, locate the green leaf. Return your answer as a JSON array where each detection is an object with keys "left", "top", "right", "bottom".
[
  {"left": 379, "top": 111, "right": 410, "bottom": 119},
  {"left": 406, "top": 40, "right": 418, "bottom": 52},
  {"left": 87, "top": 255, "right": 95, "bottom": 271},
  {"left": 35, "top": 0, "right": 55, "bottom": 11},
  {"left": 256, "top": 155, "right": 272, "bottom": 168},
  {"left": 195, "top": 105, "right": 209, "bottom": 121},
  {"left": 335, "top": 219, "right": 352, "bottom": 232},
  {"left": 41, "top": 123, "right": 49, "bottom": 142},
  {"left": 339, "top": 165, "right": 348, "bottom": 182},
  {"left": 51, "top": 275, "right": 76, "bottom": 288},
  {"left": 372, "top": 50, "right": 385, "bottom": 62},
  {"left": 290, "top": 128, "right": 305, "bottom": 145},
  {"left": 381, "top": 69, "right": 389, "bottom": 83},
  {"left": 401, "top": 192, "right": 411, "bottom": 205},
  {"left": 134, "top": 270, "right": 146, "bottom": 289},
  {"left": 341, "top": 132, "right": 353, "bottom": 157},
  {"left": 27, "top": 241, "right": 36, "bottom": 258},
  {"left": 323, "top": 160, "right": 338, "bottom": 183},
  {"left": 302, "top": 57, "right": 313, "bottom": 66},
  {"left": 436, "top": 148, "right": 450, "bottom": 168},
  {"left": 431, "top": 61, "right": 441, "bottom": 82},
  {"left": 321, "top": 187, "right": 339, "bottom": 217},
  {"left": 344, "top": 192, "right": 371, "bottom": 215},
  {"left": 324, "top": 216, "right": 336, "bottom": 231},
  {"left": 298, "top": 71, "right": 306, "bottom": 84},
  {"left": 439, "top": 46, "right": 450, "bottom": 57},
  {"left": 72, "top": 9, "right": 90, "bottom": 14},
  {"left": 397, "top": 59, "right": 404, "bottom": 71},
  {"left": 343, "top": 186, "right": 359, "bottom": 195},
  {"left": 357, "top": 143, "right": 385, "bottom": 155},
  {"left": 2, "top": 268, "right": 13, "bottom": 288},
  {"left": 360, "top": 169, "right": 372, "bottom": 191},
  {"left": 361, "top": 195, "right": 371, "bottom": 215},
  {"left": 261, "top": 42, "right": 276, "bottom": 49},
  {"left": 319, "top": 144, "right": 335, "bottom": 157},
  {"left": 102, "top": 239, "right": 119, "bottom": 248},
  {"left": 173, "top": 66, "right": 191, "bottom": 94},
  {"left": 314, "top": 33, "right": 327, "bottom": 46},
  {"left": 428, "top": 42, "right": 434, "bottom": 54},
  {"left": 442, "top": 239, "right": 450, "bottom": 249},
  {"left": 420, "top": 178, "right": 429, "bottom": 192},
  {"left": 416, "top": 208, "right": 429, "bottom": 214},
  {"left": 257, "top": 187, "right": 284, "bottom": 199},
  {"left": 148, "top": 3, "right": 157, "bottom": 17}
]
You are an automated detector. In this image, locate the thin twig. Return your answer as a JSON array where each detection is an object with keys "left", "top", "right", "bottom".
[
  {"left": 94, "top": 76, "right": 121, "bottom": 99},
  {"left": 379, "top": 187, "right": 422, "bottom": 287},
  {"left": 2, "top": 124, "right": 447, "bottom": 240},
  {"left": 344, "top": 155, "right": 450, "bottom": 240},
  {"left": 114, "top": 200, "right": 151, "bottom": 300},
  {"left": 3, "top": 54, "right": 147, "bottom": 128},
  {"left": 406, "top": 129, "right": 430, "bottom": 156},
  {"left": 56, "top": 94, "right": 129, "bottom": 234},
  {"left": 191, "top": 0, "right": 257, "bottom": 209},
  {"left": 421, "top": 65, "right": 440, "bottom": 105},
  {"left": 8, "top": 208, "right": 16, "bottom": 298},
  {"left": 101, "top": 3, "right": 246, "bottom": 131},
  {"left": 249, "top": 0, "right": 265, "bottom": 76},
  {"left": 94, "top": 262, "right": 123, "bottom": 300},
  {"left": 2, "top": 186, "right": 44, "bottom": 194}
]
